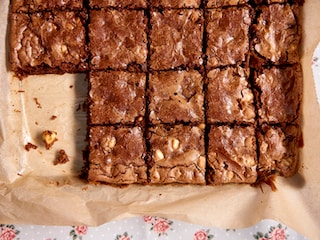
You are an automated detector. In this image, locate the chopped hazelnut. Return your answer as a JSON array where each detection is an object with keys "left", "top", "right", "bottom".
[{"left": 42, "top": 130, "right": 58, "bottom": 150}]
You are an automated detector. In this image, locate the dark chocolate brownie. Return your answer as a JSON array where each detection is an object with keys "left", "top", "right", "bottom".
[
  {"left": 148, "top": 125, "right": 206, "bottom": 184},
  {"left": 257, "top": 124, "right": 300, "bottom": 178},
  {"left": 207, "top": 125, "right": 257, "bottom": 184},
  {"left": 149, "top": 0, "right": 201, "bottom": 8},
  {"left": 254, "top": 65, "right": 302, "bottom": 124},
  {"left": 253, "top": 0, "right": 304, "bottom": 5},
  {"left": 206, "top": 0, "right": 248, "bottom": 8},
  {"left": 89, "top": 0, "right": 147, "bottom": 9},
  {"left": 89, "top": 9, "right": 147, "bottom": 71},
  {"left": 89, "top": 71, "right": 146, "bottom": 125},
  {"left": 251, "top": 4, "right": 300, "bottom": 67},
  {"left": 88, "top": 126, "right": 147, "bottom": 184},
  {"left": 206, "top": 7, "right": 252, "bottom": 68},
  {"left": 11, "top": 0, "right": 83, "bottom": 13},
  {"left": 150, "top": 9, "right": 203, "bottom": 70},
  {"left": 207, "top": 67, "right": 255, "bottom": 124},
  {"left": 148, "top": 70, "right": 204, "bottom": 124},
  {"left": 10, "top": 11, "right": 88, "bottom": 76}
]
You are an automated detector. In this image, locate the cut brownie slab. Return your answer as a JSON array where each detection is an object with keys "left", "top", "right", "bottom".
[
  {"left": 207, "top": 67, "right": 255, "bottom": 124},
  {"left": 89, "top": 9, "right": 147, "bottom": 71},
  {"left": 89, "top": 71, "right": 146, "bottom": 125},
  {"left": 254, "top": 65, "right": 302, "bottom": 124},
  {"left": 88, "top": 126, "right": 147, "bottom": 184},
  {"left": 150, "top": 9, "right": 203, "bottom": 70},
  {"left": 251, "top": 4, "right": 300, "bottom": 67},
  {"left": 148, "top": 125, "right": 206, "bottom": 184},
  {"left": 89, "top": 0, "right": 147, "bottom": 9},
  {"left": 207, "top": 125, "right": 257, "bottom": 184},
  {"left": 206, "top": 7, "right": 252, "bottom": 68},
  {"left": 150, "top": 0, "right": 201, "bottom": 8},
  {"left": 148, "top": 70, "right": 204, "bottom": 124},
  {"left": 206, "top": 0, "right": 248, "bottom": 8},
  {"left": 10, "top": 11, "right": 88, "bottom": 76},
  {"left": 11, "top": 0, "right": 83, "bottom": 13},
  {"left": 257, "top": 124, "right": 300, "bottom": 178}
]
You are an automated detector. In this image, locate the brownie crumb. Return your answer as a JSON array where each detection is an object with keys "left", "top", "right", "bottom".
[
  {"left": 54, "top": 149, "right": 70, "bottom": 165},
  {"left": 25, "top": 142, "right": 38, "bottom": 151},
  {"left": 33, "top": 98, "right": 42, "bottom": 109},
  {"left": 50, "top": 115, "right": 57, "bottom": 120}
]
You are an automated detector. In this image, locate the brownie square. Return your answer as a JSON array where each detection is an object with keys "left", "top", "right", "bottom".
[
  {"left": 11, "top": 0, "right": 83, "bottom": 13},
  {"left": 89, "top": 0, "right": 147, "bottom": 9},
  {"left": 88, "top": 126, "right": 147, "bottom": 184},
  {"left": 251, "top": 4, "right": 300, "bottom": 66},
  {"left": 206, "top": 0, "right": 248, "bottom": 8},
  {"left": 149, "top": 71, "right": 204, "bottom": 124},
  {"left": 257, "top": 124, "right": 300, "bottom": 178},
  {"left": 150, "top": 0, "right": 201, "bottom": 8},
  {"left": 148, "top": 125, "right": 206, "bottom": 184},
  {"left": 89, "top": 9, "right": 147, "bottom": 71},
  {"left": 207, "top": 125, "right": 257, "bottom": 184},
  {"left": 10, "top": 12, "right": 88, "bottom": 76},
  {"left": 150, "top": 9, "right": 203, "bottom": 70},
  {"left": 207, "top": 67, "right": 256, "bottom": 124},
  {"left": 89, "top": 71, "right": 146, "bottom": 125},
  {"left": 206, "top": 7, "right": 251, "bottom": 68},
  {"left": 254, "top": 65, "right": 302, "bottom": 124}
]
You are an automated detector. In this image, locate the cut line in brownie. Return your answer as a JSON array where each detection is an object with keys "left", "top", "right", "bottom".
[
  {"left": 206, "top": 6, "right": 252, "bottom": 68},
  {"left": 89, "top": 0, "right": 147, "bottom": 9},
  {"left": 89, "top": 9, "right": 147, "bottom": 71},
  {"left": 148, "top": 124, "right": 206, "bottom": 184},
  {"left": 148, "top": 70, "right": 204, "bottom": 124},
  {"left": 89, "top": 71, "right": 146, "bottom": 125},
  {"left": 149, "top": 9, "right": 204, "bottom": 71},
  {"left": 149, "top": 0, "right": 201, "bottom": 8},
  {"left": 257, "top": 124, "right": 300, "bottom": 178},
  {"left": 207, "top": 125, "right": 257, "bottom": 185},
  {"left": 88, "top": 126, "right": 147, "bottom": 185},
  {"left": 205, "top": 0, "right": 248, "bottom": 8},
  {"left": 254, "top": 64, "right": 302, "bottom": 124},
  {"left": 10, "top": 11, "right": 88, "bottom": 76},
  {"left": 11, "top": 0, "right": 84, "bottom": 13},
  {"left": 206, "top": 67, "right": 256, "bottom": 124},
  {"left": 250, "top": 4, "right": 301, "bottom": 67}
]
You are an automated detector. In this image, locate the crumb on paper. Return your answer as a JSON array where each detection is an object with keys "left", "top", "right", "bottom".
[
  {"left": 54, "top": 149, "right": 70, "bottom": 165},
  {"left": 33, "top": 97, "right": 42, "bottom": 109},
  {"left": 82, "top": 186, "right": 88, "bottom": 191},
  {"left": 50, "top": 115, "right": 57, "bottom": 120},
  {"left": 69, "top": 85, "right": 74, "bottom": 88},
  {"left": 42, "top": 130, "right": 58, "bottom": 149},
  {"left": 35, "top": 121, "right": 38, "bottom": 125},
  {"left": 24, "top": 142, "right": 38, "bottom": 151}
]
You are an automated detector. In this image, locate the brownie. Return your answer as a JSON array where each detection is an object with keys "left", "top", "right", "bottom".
[
  {"left": 89, "top": 71, "right": 146, "bottom": 125},
  {"left": 11, "top": 0, "right": 83, "bottom": 13},
  {"left": 207, "top": 67, "right": 255, "bottom": 124},
  {"left": 89, "top": 9, "right": 147, "bottom": 71},
  {"left": 257, "top": 124, "right": 300, "bottom": 178},
  {"left": 206, "top": 7, "right": 252, "bottom": 68},
  {"left": 88, "top": 126, "right": 147, "bottom": 184},
  {"left": 207, "top": 125, "right": 257, "bottom": 184},
  {"left": 150, "top": 9, "right": 203, "bottom": 70},
  {"left": 206, "top": 0, "right": 248, "bottom": 8},
  {"left": 89, "top": 0, "right": 147, "bottom": 9},
  {"left": 150, "top": 0, "right": 201, "bottom": 8},
  {"left": 148, "top": 125, "right": 206, "bottom": 184},
  {"left": 10, "top": 11, "right": 88, "bottom": 76},
  {"left": 251, "top": 4, "right": 300, "bottom": 66},
  {"left": 253, "top": 0, "right": 304, "bottom": 4},
  {"left": 149, "top": 71, "right": 204, "bottom": 124},
  {"left": 254, "top": 65, "right": 302, "bottom": 124}
]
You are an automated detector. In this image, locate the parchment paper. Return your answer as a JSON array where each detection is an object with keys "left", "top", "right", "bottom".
[{"left": 0, "top": 1, "right": 319, "bottom": 240}]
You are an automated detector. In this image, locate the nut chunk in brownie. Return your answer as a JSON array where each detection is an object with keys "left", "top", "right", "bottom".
[
  {"left": 150, "top": 10, "right": 203, "bottom": 70},
  {"left": 254, "top": 65, "right": 302, "bottom": 124},
  {"left": 148, "top": 125, "right": 206, "bottom": 184},
  {"left": 251, "top": 4, "right": 300, "bottom": 66},
  {"left": 89, "top": 9, "right": 147, "bottom": 71},
  {"left": 10, "top": 12, "right": 88, "bottom": 76},
  {"left": 89, "top": 0, "right": 147, "bottom": 9},
  {"left": 207, "top": 125, "right": 257, "bottom": 184},
  {"left": 11, "top": 0, "right": 83, "bottom": 13},
  {"left": 150, "top": 0, "right": 201, "bottom": 8},
  {"left": 206, "top": 7, "right": 251, "bottom": 68},
  {"left": 257, "top": 124, "right": 300, "bottom": 178},
  {"left": 149, "top": 71, "right": 204, "bottom": 124},
  {"left": 89, "top": 71, "right": 146, "bottom": 125},
  {"left": 207, "top": 67, "right": 255, "bottom": 124},
  {"left": 88, "top": 126, "right": 147, "bottom": 184},
  {"left": 206, "top": 0, "right": 248, "bottom": 8}
]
